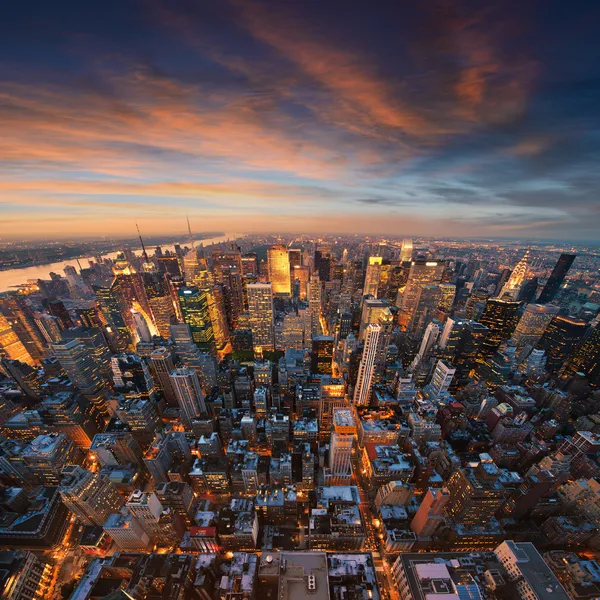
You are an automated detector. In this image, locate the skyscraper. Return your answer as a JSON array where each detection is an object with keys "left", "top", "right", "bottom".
[
  {"left": 267, "top": 245, "right": 291, "bottom": 296},
  {"left": 353, "top": 324, "right": 380, "bottom": 406},
  {"left": 170, "top": 366, "right": 207, "bottom": 426},
  {"left": 478, "top": 298, "right": 521, "bottom": 358},
  {"left": 562, "top": 324, "right": 600, "bottom": 386},
  {"left": 511, "top": 304, "right": 560, "bottom": 351},
  {"left": 178, "top": 286, "right": 214, "bottom": 352},
  {"left": 247, "top": 283, "right": 274, "bottom": 350},
  {"left": 150, "top": 347, "right": 178, "bottom": 405},
  {"left": 399, "top": 238, "right": 413, "bottom": 262},
  {"left": 499, "top": 250, "right": 530, "bottom": 299},
  {"left": 310, "top": 336, "right": 334, "bottom": 375},
  {"left": 326, "top": 408, "right": 356, "bottom": 485},
  {"left": 59, "top": 465, "right": 125, "bottom": 526},
  {"left": 0, "top": 314, "right": 35, "bottom": 366},
  {"left": 426, "top": 360, "right": 456, "bottom": 400},
  {"left": 51, "top": 339, "right": 108, "bottom": 417},
  {"left": 537, "top": 253, "right": 576, "bottom": 304},
  {"left": 538, "top": 315, "right": 588, "bottom": 372},
  {"left": 364, "top": 256, "right": 383, "bottom": 297},
  {"left": 308, "top": 275, "right": 322, "bottom": 337}
]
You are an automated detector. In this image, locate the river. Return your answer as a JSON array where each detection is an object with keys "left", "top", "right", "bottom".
[{"left": 0, "top": 233, "right": 244, "bottom": 292}]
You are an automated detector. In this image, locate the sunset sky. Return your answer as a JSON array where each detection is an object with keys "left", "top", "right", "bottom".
[{"left": 1, "top": 0, "right": 599, "bottom": 241}]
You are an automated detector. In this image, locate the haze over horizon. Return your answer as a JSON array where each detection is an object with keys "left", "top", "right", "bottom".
[{"left": 1, "top": 0, "right": 600, "bottom": 241}]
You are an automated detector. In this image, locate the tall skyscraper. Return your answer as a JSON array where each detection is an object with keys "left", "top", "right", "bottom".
[
  {"left": 398, "top": 259, "right": 445, "bottom": 325},
  {"left": 478, "top": 298, "right": 521, "bottom": 358},
  {"left": 364, "top": 256, "right": 383, "bottom": 297},
  {"left": 537, "top": 253, "right": 576, "bottom": 304},
  {"left": 499, "top": 250, "right": 530, "bottom": 299},
  {"left": 267, "top": 245, "right": 291, "bottom": 296},
  {"left": 293, "top": 265, "right": 310, "bottom": 300},
  {"left": 212, "top": 247, "right": 244, "bottom": 329},
  {"left": 150, "top": 347, "right": 177, "bottom": 405},
  {"left": 353, "top": 323, "right": 380, "bottom": 406},
  {"left": 426, "top": 360, "right": 456, "bottom": 400},
  {"left": 52, "top": 339, "right": 108, "bottom": 417},
  {"left": 562, "top": 324, "right": 600, "bottom": 386},
  {"left": 326, "top": 408, "right": 356, "bottom": 485},
  {"left": 538, "top": 315, "right": 588, "bottom": 372},
  {"left": 247, "top": 283, "right": 274, "bottom": 350},
  {"left": 308, "top": 275, "right": 322, "bottom": 337},
  {"left": 0, "top": 314, "right": 36, "bottom": 366},
  {"left": 178, "top": 286, "right": 214, "bottom": 352},
  {"left": 511, "top": 304, "right": 560, "bottom": 351},
  {"left": 0, "top": 296, "right": 46, "bottom": 363},
  {"left": 399, "top": 238, "right": 413, "bottom": 262},
  {"left": 314, "top": 246, "right": 333, "bottom": 282},
  {"left": 170, "top": 366, "right": 207, "bottom": 426},
  {"left": 94, "top": 280, "right": 132, "bottom": 351}
]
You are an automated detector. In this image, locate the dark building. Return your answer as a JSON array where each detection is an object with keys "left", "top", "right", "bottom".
[
  {"left": 478, "top": 298, "right": 521, "bottom": 358},
  {"left": 562, "top": 324, "right": 600, "bottom": 386},
  {"left": 452, "top": 321, "right": 489, "bottom": 388},
  {"left": 311, "top": 336, "right": 334, "bottom": 375},
  {"left": 42, "top": 299, "right": 74, "bottom": 331},
  {"left": 538, "top": 315, "right": 588, "bottom": 373},
  {"left": 537, "top": 254, "right": 576, "bottom": 304}
]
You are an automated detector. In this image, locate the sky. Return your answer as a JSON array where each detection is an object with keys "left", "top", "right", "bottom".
[{"left": 1, "top": 0, "right": 600, "bottom": 241}]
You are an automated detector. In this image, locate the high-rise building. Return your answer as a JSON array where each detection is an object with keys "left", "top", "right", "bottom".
[
  {"left": 51, "top": 339, "right": 108, "bottom": 417},
  {"left": 267, "top": 245, "right": 291, "bottom": 296},
  {"left": 94, "top": 280, "right": 132, "bottom": 351},
  {"left": 326, "top": 408, "right": 356, "bottom": 485},
  {"left": 353, "top": 324, "right": 380, "bottom": 406},
  {"left": 318, "top": 377, "right": 347, "bottom": 433},
  {"left": 0, "top": 296, "right": 46, "bottom": 363},
  {"left": 537, "top": 253, "right": 576, "bottom": 304},
  {"left": 364, "top": 256, "right": 383, "bottom": 297},
  {"left": 314, "top": 246, "right": 333, "bottom": 281},
  {"left": 511, "top": 304, "right": 560, "bottom": 351},
  {"left": 438, "top": 283, "right": 456, "bottom": 313},
  {"left": 398, "top": 259, "right": 445, "bottom": 326},
  {"left": 399, "top": 238, "right": 413, "bottom": 263},
  {"left": 309, "top": 275, "right": 322, "bottom": 337},
  {"left": 212, "top": 247, "right": 244, "bottom": 329},
  {"left": 103, "top": 512, "right": 150, "bottom": 550},
  {"left": 562, "top": 324, "right": 600, "bottom": 386},
  {"left": 452, "top": 321, "right": 489, "bottom": 386},
  {"left": 60, "top": 465, "right": 125, "bottom": 526},
  {"left": 247, "top": 283, "right": 274, "bottom": 350},
  {"left": 111, "top": 353, "right": 156, "bottom": 400},
  {"left": 22, "top": 434, "right": 83, "bottom": 486},
  {"left": 478, "top": 298, "right": 521, "bottom": 358},
  {"left": 445, "top": 457, "right": 508, "bottom": 525},
  {"left": 410, "top": 487, "right": 450, "bottom": 537},
  {"left": 178, "top": 287, "right": 214, "bottom": 352},
  {"left": 538, "top": 315, "right": 588, "bottom": 372},
  {"left": 149, "top": 347, "right": 177, "bottom": 405},
  {"left": 292, "top": 265, "right": 310, "bottom": 300},
  {"left": 142, "top": 270, "right": 176, "bottom": 338},
  {"left": 358, "top": 298, "right": 388, "bottom": 341},
  {"left": 0, "top": 314, "right": 35, "bottom": 366},
  {"left": 499, "top": 250, "right": 530, "bottom": 299},
  {"left": 310, "top": 336, "right": 334, "bottom": 375},
  {"left": 170, "top": 366, "right": 207, "bottom": 426},
  {"left": 426, "top": 360, "right": 456, "bottom": 400}
]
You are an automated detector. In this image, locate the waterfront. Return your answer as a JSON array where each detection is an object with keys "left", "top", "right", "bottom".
[{"left": 0, "top": 233, "right": 244, "bottom": 292}]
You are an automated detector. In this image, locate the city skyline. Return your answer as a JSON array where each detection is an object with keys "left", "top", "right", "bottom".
[{"left": 2, "top": 0, "right": 600, "bottom": 240}]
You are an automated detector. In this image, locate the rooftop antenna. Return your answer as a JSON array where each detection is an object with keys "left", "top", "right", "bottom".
[{"left": 135, "top": 222, "right": 149, "bottom": 262}]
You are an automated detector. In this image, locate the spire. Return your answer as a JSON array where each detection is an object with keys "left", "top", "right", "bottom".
[
  {"left": 186, "top": 215, "right": 195, "bottom": 248},
  {"left": 135, "top": 222, "right": 149, "bottom": 262}
]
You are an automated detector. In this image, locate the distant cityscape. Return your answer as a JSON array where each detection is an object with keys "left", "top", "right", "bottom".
[{"left": 0, "top": 233, "right": 599, "bottom": 600}]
